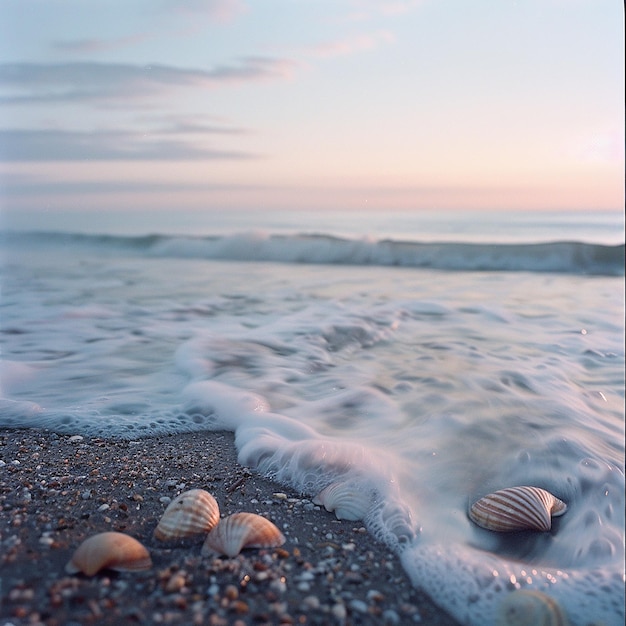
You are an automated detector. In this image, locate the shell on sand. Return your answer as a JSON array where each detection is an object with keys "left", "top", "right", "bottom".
[
  {"left": 313, "top": 481, "right": 370, "bottom": 521},
  {"left": 201, "top": 512, "right": 285, "bottom": 558},
  {"left": 496, "top": 589, "right": 569, "bottom": 626},
  {"left": 65, "top": 531, "right": 152, "bottom": 577},
  {"left": 469, "top": 486, "right": 567, "bottom": 533},
  {"left": 154, "top": 488, "right": 220, "bottom": 541}
]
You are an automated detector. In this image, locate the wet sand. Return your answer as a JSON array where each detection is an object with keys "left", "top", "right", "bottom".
[{"left": 0, "top": 428, "right": 461, "bottom": 625}]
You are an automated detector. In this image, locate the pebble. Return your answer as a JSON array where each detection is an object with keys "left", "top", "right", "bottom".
[
  {"left": 349, "top": 599, "right": 369, "bottom": 614},
  {"left": 301, "top": 595, "right": 321, "bottom": 610},
  {"left": 331, "top": 602, "right": 347, "bottom": 620},
  {"left": 382, "top": 609, "right": 401, "bottom": 624}
]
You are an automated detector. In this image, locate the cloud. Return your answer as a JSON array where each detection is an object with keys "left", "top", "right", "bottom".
[
  {"left": 0, "top": 178, "right": 264, "bottom": 197},
  {"left": 304, "top": 30, "right": 395, "bottom": 59},
  {"left": 51, "top": 34, "right": 153, "bottom": 55},
  {"left": 159, "top": 0, "right": 247, "bottom": 22},
  {"left": 0, "top": 58, "right": 296, "bottom": 105},
  {"left": 346, "top": 0, "right": 424, "bottom": 20},
  {"left": 0, "top": 129, "right": 260, "bottom": 162}
]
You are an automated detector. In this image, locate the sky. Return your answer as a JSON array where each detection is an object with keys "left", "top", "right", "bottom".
[{"left": 0, "top": 0, "right": 624, "bottom": 218}]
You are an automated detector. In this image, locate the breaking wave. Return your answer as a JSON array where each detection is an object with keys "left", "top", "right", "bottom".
[{"left": 4, "top": 230, "right": 624, "bottom": 276}]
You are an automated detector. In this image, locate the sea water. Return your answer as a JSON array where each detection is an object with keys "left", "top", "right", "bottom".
[{"left": 1, "top": 210, "right": 624, "bottom": 625}]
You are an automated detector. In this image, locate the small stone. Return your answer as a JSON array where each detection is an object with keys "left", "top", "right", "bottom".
[
  {"left": 301, "top": 595, "right": 320, "bottom": 610},
  {"left": 230, "top": 600, "right": 249, "bottom": 614},
  {"left": 382, "top": 609, "right": 401, "bottom": 625},
  {"left": 331, "top": 603, "right": 347, "bottom": 620},
  {"left": 165, "top": 573, "right": 186, "bottom": 593},
  {"left": 224, "top": 584, "right": 239, "bottom": 601},
  {"left": 69, "top": 435, "right": 84, "bottom": 442},
  {"left": 367, "top": 589, "right": 385, "bottom": 603},
  {"left": 349, "top": 599, "right": 368, "bottom": 614}
]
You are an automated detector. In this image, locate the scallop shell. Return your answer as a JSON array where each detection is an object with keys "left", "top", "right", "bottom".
[
  {"left": 469, "top": 486, "right": 567, "bottom": 532},
  {"left": 496, "top": 590, "right": 569, "bottom": 626},
  {"left": 313, "top": 481, "right": 371, "bottom": 521},
  {"left": 201, "top": 512, "right": 285, "bottom": 558},
  {"left": 154, "top": 488, "right": 220, "bottom": 541},
  {"left": 65, "top": 531, "right": 152, "bottom": 577}
]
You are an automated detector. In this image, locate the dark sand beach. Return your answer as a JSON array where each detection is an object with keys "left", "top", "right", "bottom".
[{"left": 0, "top": 429, "right": 460, "bottom": 625}]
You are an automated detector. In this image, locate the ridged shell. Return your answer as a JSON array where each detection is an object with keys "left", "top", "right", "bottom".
[
  {"left": 201, "top": 512, "right": 285, "bottom": 558},
  {"left": 313, "top": 481, "right": 370, "bottom": 521},
  {"left": 154, "top": 489, "right": 220, "bottom": 541},
  {"left": 496, "top": 590, "right": 569, "bottom": 626},
  {"left": 65, "top": 531, "right": 152, "bottom": 577},
  {"left": 469, "top": 486, "right": 567, "bottom": 532}
]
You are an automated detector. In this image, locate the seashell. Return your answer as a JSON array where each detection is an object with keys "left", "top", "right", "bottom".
[
  {"left": 201, "top": 512, "right": 285, "bottom": 558},
  {"left": 469, "top": 486, "right": 567, "bottom": 532},
  {"left": 313, "top": 481, "right": 371, "bottom": 521},
  {"left": 154, "top": 488, "right": 220, "bottom": 541},
  {"left": 65, "top": 531, "right": 152, "bottom": 576},
  {"left": 496, "top": 589, "right": 569, "bottom": 626}
]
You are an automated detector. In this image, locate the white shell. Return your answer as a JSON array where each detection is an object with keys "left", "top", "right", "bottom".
[
  {"left": 154, "top": 488, "right": 220, "bottom": 541},
  {"left": 496, "top": 590, "right": 569, "bottom": 626},
  {"left": 65, "top": 531, "right": 152, "bottom": 577},
  {"left": 201, "top": 512, "right": 285, "bottom": 558},
  {"left": 313, "top": 481, "right": 371, "bottom": 521},
  {"left": 469, "top": 486, "right": 567, "bottom": 532}
]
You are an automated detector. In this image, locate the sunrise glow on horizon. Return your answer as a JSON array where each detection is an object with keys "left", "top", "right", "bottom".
[{"left": 0, "top": 0, "right": 623, "bottom": 217}]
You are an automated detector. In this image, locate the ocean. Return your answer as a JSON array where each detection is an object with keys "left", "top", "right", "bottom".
[{"left": 1, "top": 209, "right": 624, "bottom": 625}]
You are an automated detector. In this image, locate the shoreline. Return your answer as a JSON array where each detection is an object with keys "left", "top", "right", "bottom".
[{"left": 0, "top": 428, "right": 460, "bottom": 625}]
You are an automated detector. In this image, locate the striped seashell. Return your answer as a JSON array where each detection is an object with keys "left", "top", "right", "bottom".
[
  {"left": 65, "top": 531, "right": 152, "bottom": 577},
  {"left": 154, "top": 488, "right": 220, "bottom": 541},
  {"left": 201, "top": 512, "right": 285, "bottom": 558},
  {"left": 496, "top": 589, "right": 569, "bottom": 626},
  {"left": 469, "top": 486, "right": 567, "bottom": 532},
  {"left": 313, "top": 481, "right": 371, "bottom": 521}
]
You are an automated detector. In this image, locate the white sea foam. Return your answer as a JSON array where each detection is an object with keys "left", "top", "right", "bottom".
[{"left": 0, "top": 230, "right": 623, "bottom": 625}]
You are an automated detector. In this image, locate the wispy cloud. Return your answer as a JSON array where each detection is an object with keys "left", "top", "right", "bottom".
[
  {"left": 0, "top": 129, "right": 260, "bottom": 161},
  {"left": 159, "top": 0, "right": 248, "bottom": 22},
  {"left": 0, "top": 58, "right": 296, "bottom": 106},
  {"left": 51, "top": 34, "right": 153, "bottom": 55},
  {"left": 304, "top": 30, "right": 395, "bottom": 59},
  {"left": 346, "top": 0, "right": 424, "bottom": 21}
]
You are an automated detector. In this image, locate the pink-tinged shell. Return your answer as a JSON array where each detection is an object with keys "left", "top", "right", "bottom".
[
  {"left": 469, "top": 486, "right": 567, "bottom": 532},
  {"left": 201, "top": 512, "right": 285, "bottom": 558},
  {"left": 313, "top": 481, "right": 370, "bottom": 521},
  {"left": 65, "top": 532, "right": 152, "bottom": 577},
  {"left": 154, "top": 489, "right": 220, "bottom": 541}
]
